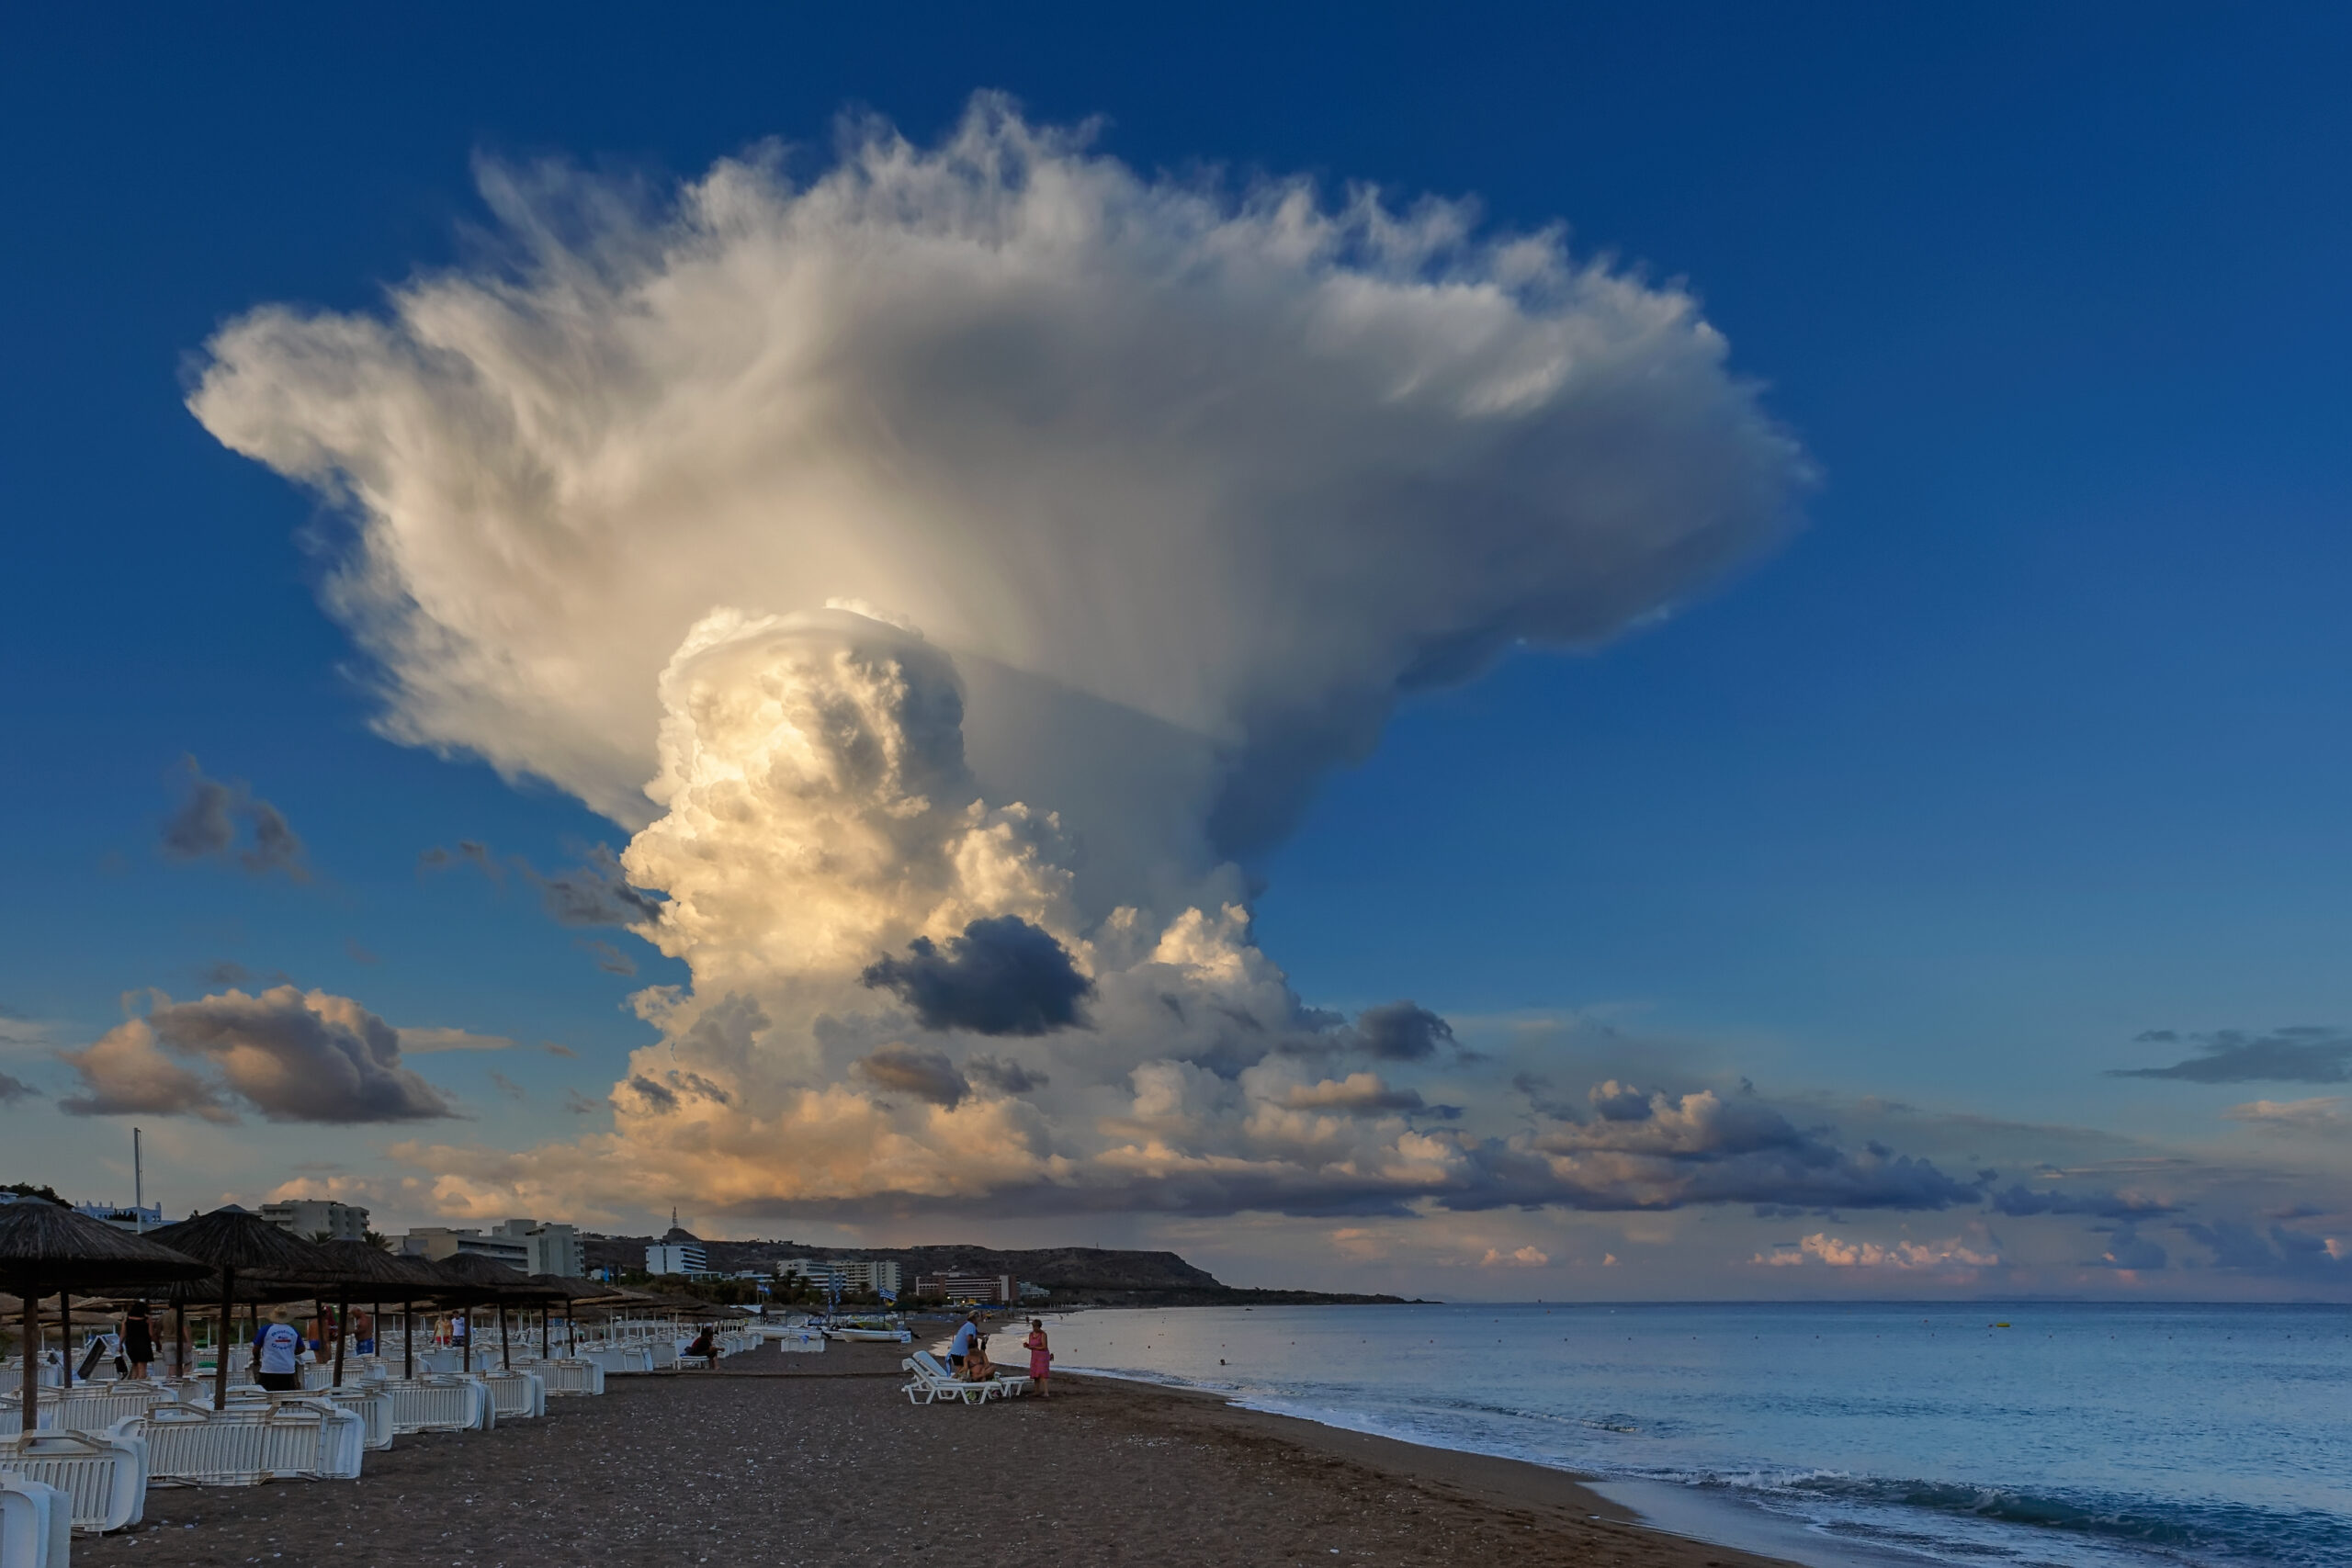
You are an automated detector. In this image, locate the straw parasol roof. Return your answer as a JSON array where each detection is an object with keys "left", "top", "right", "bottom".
[
  {"left": 526, "top": 1273, "right": 628, "bottom": 1303},
  {"left": 427, "top": 1251, "right": 556, "bottom": 1302},
  {"left": 0, "top": 1201, "right": 209, "bottom": 1294},
  {"left": 314, "top": 1240, "right": 446, "bottom": 1292},
  {"left": 145, "top": 1206, "right": 350, "bottom": 1285}
]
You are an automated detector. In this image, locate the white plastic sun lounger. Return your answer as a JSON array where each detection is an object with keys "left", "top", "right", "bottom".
[
  {"left": 254, "top": 1400, "right": 365, "bottom": 1481},
  {"left": 0, "top": 1428, "right": 146, "bottom": 1533},
  {"left": 139, "top": 1404, "right": 267, "bottom": 1487},
  {"left": 537, "top": 1359, "right": 605, "bottom": 1396},
  {"left": 0, "top": 1473, "right": 72, "bottom": 1568},
  {"left": 481, "top": 1371, "right": 544, "bottom": 1421},
  {"left": 901, "top": 1352, "right": 1001, "bottom": 1405},
  {"left": 379, "top": 1376, "right": 492, "bottom": 1435}
]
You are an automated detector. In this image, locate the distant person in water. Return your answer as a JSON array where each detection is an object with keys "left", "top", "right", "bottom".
[
  {"left": 1024, "top": 1319, "right": 1052, "bottom": 1398},
  {"left": 120, "top": 1303, "right": 154, "bottom": 1379},
  {"left": 254, "top": 1308, "right": 304, "bottom": 1391}
]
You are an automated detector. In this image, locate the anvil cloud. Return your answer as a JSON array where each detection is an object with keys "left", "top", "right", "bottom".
[{"left": 185, "top": 97, "right": 1901, "bottom": 1224}]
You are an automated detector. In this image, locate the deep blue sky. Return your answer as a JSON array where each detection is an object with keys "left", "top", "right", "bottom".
[{"left": 3, "top": 5, "right": 2347, "bottom": 1280}]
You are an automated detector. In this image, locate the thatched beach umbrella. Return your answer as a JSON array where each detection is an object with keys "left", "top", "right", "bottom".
[
  {"left": 0, "top": 1201, "right": 207, "bottom": 1430},
  {"left": 526, "top": 1273, "right": 621, "bottom": 1358},
  {"left": 147, "top": 1206, "right": 350, "bottom": 1408},
  {"left": 427, "top": 1252, "right": 559, "bottom": 1371},
  {"left": 314, "top": 1241, "right": 443, "bottom": 1386},
  {"left": 430, "top": 1259, "right": 531, "bottom": 1363}
]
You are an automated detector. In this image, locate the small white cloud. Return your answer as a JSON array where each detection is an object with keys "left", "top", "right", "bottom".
[
  {"left": 2223, "top": 1097, "right": 2347, "bottom": 1135},
  {"left": 1478, "top": 1245, "right": 1550, "bottom": 1268},
  {"left": 1750, "top": 1232, "right": 1999, "bottom": 1271}
]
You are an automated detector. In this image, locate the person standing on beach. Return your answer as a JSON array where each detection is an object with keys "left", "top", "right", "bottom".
[
  {"left": 948, "top": 1312, "right": 979, "bottom": 1372},
  {"left": 121, "top": 1302, "right": 155, "bottom": 1380},
  {"left": 254, "top": 1308, "right": 304, "bottom": 1392},
  {"left": 1024, "top": 1319, "right": 1052, "bottom": 1398}
]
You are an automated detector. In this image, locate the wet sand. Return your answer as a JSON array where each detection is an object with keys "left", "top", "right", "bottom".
[{"left": 77, "top": 1342, "right": 1793, "bottom": 1566}]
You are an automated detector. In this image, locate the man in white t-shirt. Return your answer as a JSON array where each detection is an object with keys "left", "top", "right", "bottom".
[{"left": 254, "top": 1308, "right": 304, "bottom": 1392}]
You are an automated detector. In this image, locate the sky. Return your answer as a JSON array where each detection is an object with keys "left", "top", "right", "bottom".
[{"left": 3, "top": 4, "right": 2348, "bottom": 1301}]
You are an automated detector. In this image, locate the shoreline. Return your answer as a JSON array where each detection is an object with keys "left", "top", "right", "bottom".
[{"left": 1065, "top": 1368, "right": 1905, "bottom": 1568}]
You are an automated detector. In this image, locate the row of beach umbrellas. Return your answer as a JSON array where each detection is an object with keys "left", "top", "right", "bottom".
[{"left": 0, "top": 1200, "right": 639, "bottom": 1421}]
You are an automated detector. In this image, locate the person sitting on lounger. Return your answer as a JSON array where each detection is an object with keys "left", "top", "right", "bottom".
[
  {"left": 686, "top": 1325, "right": 718, "bottom": 1362},
  {"left": 961, "top": 1327, "right": 997, "bottom": 1382}
]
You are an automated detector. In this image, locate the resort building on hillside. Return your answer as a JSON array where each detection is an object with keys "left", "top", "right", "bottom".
[
  {"left": 646, "top": 1240, "right": 709, "bottom": 1275},
  {"left": 915, "top": 1272, "right": 1017, "bottom": 1305},
  {"left": 777, "top": 1258, "right": 901, "bottom": 1295},
  {"left": 399, "top": 1225, "right": 529, "bottom": 1269},
  {"left": 261, "top": 1199, "right": 370, "bottom": 1241},
  {"left": 490, "top": 1217, "right": 586, "bottom": 1276}
]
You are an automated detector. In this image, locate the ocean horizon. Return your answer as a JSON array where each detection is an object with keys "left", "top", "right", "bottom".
[{"left": 1033, "top": 1300, "right": 2352, "bottom": 1568}]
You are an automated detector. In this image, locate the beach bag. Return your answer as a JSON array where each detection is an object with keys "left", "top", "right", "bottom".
[{"left": 75, "top": 1338, "right": 107, "bottom": 1380}]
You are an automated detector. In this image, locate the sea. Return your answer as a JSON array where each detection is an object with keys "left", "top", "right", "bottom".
[{"left": 1028, "top": 1301, "right": 2351, "bottom": 1568}]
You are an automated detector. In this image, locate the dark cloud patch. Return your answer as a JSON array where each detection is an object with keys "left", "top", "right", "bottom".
[
  {"left": 1589, "top": 1080, "right": 1652, "bottom": 1122},
  {"left": 58, "top": 985, "right": 454, "bottom": 1123},
  {"left": 2178, "top": 1220, "right": 2350, "bottom": 1279},
  {"left": 854, "top": 1044, "right": 969, "bottom": 1108},
  {"left": 541, "top": 1041, "right": 578, "bottom": 1059},
  {"left": 2109, "top": 1027, "right": 2352, "bottom": 1083},
  {"left": 1352, "top": 1001, "right": 1456, "bottom": 1061},
  {"left": 1447, "top": 1086, "right": 1987, "bottom": 1215},
  {"left": 160, "top": 757, "right": 309, "bottom": 881},
  {"left": 1511, "top": 1072, "right": 1583, "bottom": 1120},
  {"left": 2095, "top": 1223, "right": 2169, "bottom": 1270},
  {"left": 488, "top": 1070, "right": 526, "bottom": 1101},
  {"left": 345, "top": 939, "right": 380, "bottom": 965},
  {"left": 421, "top": 838, "right": 662, "bottom": 927},
  {"left": 967, "top": 1055, "right": 1048, "bottom": 1096},
  {"left": 0, "top": 1071, "right": 39, "bottom": 1104},
  {"left": 561, "top": 1089, "right": 598, "bottom": 1115},
  {"left": 578, "top": 939, "right": 637, "bottom": 976},
  {"left": 861, "top": 917, "right": 1091, "bottom": 1036},
  {"left": 527, "top": 846, "right": 664, "bottom": 927},
  {"left": 200, "top": 961, "right": 254, "bottom": 987},
  {"left": 626, "top": 1076, "right": 679, "bottom": 1111},
  {"left": 1988, "top": 1184, "right": 2185, "bottom": 1220},
  {"left": 1278, "top": 1076, "right": 1429, "bottom": 1114}
]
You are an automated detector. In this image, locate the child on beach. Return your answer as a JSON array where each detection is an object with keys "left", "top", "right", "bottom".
[{"left": 1024, "top": 1319, "right": 1052, "bottom": 1398}]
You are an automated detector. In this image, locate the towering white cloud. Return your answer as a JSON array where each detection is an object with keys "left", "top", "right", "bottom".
[{"left": 188, "top": 97, "right": 1870, "bottom": 1224}]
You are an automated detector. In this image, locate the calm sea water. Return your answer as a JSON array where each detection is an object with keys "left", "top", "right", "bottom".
[{"left": 1027, "top": 1302, "right": 2352, "bottom": 1568}]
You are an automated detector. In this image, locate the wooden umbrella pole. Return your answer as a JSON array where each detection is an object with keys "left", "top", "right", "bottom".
[
  {"left": 175, "top": 1302, "right": 187, "bottom": 1380},
  {"left": 499, "top": 1300, "right": 511, "bottom": 1371},
  {"left": 540, "top": 1303, "right": 550, "bottom": 1359},
  {"left": 213, "top": 1265, "right": 234, "bottom": 1410},
  {"left": 58, "top": 1291, "right": 72, "bottom": 1389},
  {"left": 401, "top": 1299, "right": 413, "bottom": 1381},
  {"left": 19, "top": 1285, "right": 38, "bottom": 1431},
  {"left": 460, "top": 1304, "right": 470, "bottom": 1372},
  {"left": 333, "top": 1292, "right": 348, "bottom": 1388}
]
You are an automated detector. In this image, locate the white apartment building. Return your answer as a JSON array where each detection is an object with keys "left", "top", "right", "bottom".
[
  {"left": 646, "top": 1241, "right": 709, "bottom": 1276},
  {"left": 260, "top": 1199, "right": 370, "bottom": 1242},
  {"left": 777, "top": 1258, "right": 900, "bottom": 1296},
  {"left": 490, "top": 1218, "right": 585, "bottom": 1277},
  {"left": 398, "top": 1225, "right": 529, "bottom": 1270}
]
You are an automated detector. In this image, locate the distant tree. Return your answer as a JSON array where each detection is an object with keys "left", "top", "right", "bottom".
[{"left": 1, "top": 1181, "right": 68, "bottom": 1207}]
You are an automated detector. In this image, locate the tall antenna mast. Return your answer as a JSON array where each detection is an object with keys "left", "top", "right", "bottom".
[{"left": 133, "top": 1127, "right": 144, "bottom": 1232}]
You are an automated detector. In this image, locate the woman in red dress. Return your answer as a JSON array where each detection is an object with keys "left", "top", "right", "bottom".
[{"left": 1024, "top": 1318, "right": 1053, "bottom": 1398}]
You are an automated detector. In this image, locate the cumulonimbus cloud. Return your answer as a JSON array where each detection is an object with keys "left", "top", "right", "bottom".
[
  {"left": 181, "top": 97, "right": 1932, "bottom": 1224},
  {"left": 59, "top": 986, "right": 456, "bottom": 1123}
]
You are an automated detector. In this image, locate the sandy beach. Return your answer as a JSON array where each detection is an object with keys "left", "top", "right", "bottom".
[{"left": 71, "top": 1341, "right": 1789, "bottom": 1567}]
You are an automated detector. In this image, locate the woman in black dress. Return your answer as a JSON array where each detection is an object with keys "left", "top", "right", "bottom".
[{"left": 120, "top": 1301, "right": 156, "bottom": 1379}]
